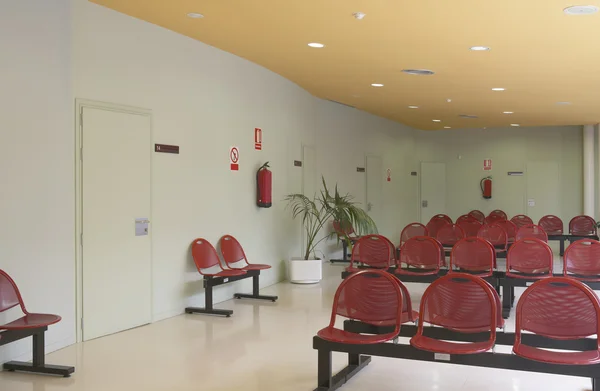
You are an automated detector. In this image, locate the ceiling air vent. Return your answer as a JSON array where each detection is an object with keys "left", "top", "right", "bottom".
[
  {"left": 401, "top": 69, "right": 435, "bottom": 76},
  {"left": 459, "top": 114, "right": 479, "bottom": 119}
]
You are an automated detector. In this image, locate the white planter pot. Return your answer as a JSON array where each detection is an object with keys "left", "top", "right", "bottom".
[{"left": 288, "top": 257, "right": 323, "bottom": 284}]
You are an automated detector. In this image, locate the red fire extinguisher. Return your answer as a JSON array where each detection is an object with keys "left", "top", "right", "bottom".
[
  {"left": 481, "top": 177, "right": 492, "bottom": 199},
  {"left": 257, "top": 162, "right": 272, "bottom": 208}
]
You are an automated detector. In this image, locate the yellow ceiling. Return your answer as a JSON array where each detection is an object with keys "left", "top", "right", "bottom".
[{"left": 90, "top": 0, "right": 600, "bottom": 130}]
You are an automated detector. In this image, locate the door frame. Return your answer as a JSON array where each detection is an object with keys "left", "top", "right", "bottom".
[{"left": 75, "top": 99, "right": 153, "bottom": 343}]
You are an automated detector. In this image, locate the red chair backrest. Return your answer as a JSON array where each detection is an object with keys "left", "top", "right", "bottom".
[
  {"left": 219, "top": 235, "right": 247, "bottom": 266},
  {"left": 515, "top": 278, "right": 600, "bottom": 341},
  {"left": 333, "top": 220, "right": 356, "bottom": 236},
  {"left": 418, "top": 273, "right": 498, "bottom": 334},
  {"left": 400, "top": 223, "right": 428, "bottom": 247},
  {"left": 495, "top": 220, "right": 518, "bottom": 242},
  {"left": 450, "top": 237, "right": 495, "bottom": 276},
  {"left": 484, "top": 214, "right": 506, "bottom": 225},
  {"left": 0, "top": 270, "right": 26, "bottom": 313},
  {"left": 468, "top": 210, "right": 485, "bottom": 223},
  {"left": 516, "top": 224, "right": 548, "bottom": 242},
  {"left": 350, "top": 235, "right": 393, "bottom": 269},
  {"left": 329, "top": 270, "right": 403, "bottom": 330},
  {"left": 431, "top": 214, "right": 453, "bottom": 224},
  {"left": 436, "top": 224, "right": 465, "bottom": 247},
  {"left": 511, "top": 215, "right": 534, "bottom": 229},
  {"left": 539, "top": 215, "right": 564, "bottom": 235},
  {"left": 489, "top": 210, "right": 508, "bottom": 220},
  {"left": 457, "top": 219, "right": 483, "bottom": 237},
  {"left": 569, "top": 215, "right": 597, "bottom": 236},
  {"left": 477, "top": 224, "right": 508, "bottom": 249},
  {"left": 191, "top": 238, "right": 223, "bottom": 273},
  {"left": 507, "top": 239, "right": 553, "bottom": 275},
  {"left": 426, "top": 219, "right": 450, "bottom": 239},
  {"left": 399, "top": 236, "right": 442, "bottom": 270},
  {"left": 456, "top": 214, "right": 475, "bottom": 225},
  {"left": 564, "top": 239, "right": 600, "bottom": 279}
]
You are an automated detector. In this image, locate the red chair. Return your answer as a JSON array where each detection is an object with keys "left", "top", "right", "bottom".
[
  {"left": 456, "top": 214, "right": 473, "bottom": 225},
  {"left": 513, "top": 278, "right": 600, "bottom": 365},
  {"left": 539, "top": 215, "right": 564, "bottom": 235},
  {"left": 436, "top": 224, "right": 465, "bottom": 249},
  {"left": 220, "top": 235, "right": 271, "bottom": 271},
  {"left": 511, "top": 215, "right": 534, "bottom": 229},
  {"left": 495, "top": 220, "right": 518, "bottom": 244},
  {"left": 410, "top": 273, "right": 499, "bottom": 354},
  {"left": 400, "top": 223, "right": 428, "bottom": 247},
  {"left": 477, "top": 224, "right": 508, "bottom": 257},
  {"left": 346, "top": 235, "right": 394, "bottom": 273},
  {"left": 432, "top": 214, "right": 453, "bottom": 224},
  {"left": 426, "top": 219, "right": 450, "bottom": 239},
  {"left": 0, "top": 270, "right": 74, "bottom": 376},
  {"left": 317, "top": 270, "right": 403, "bottom": 344},
  {"left": 396, "top": 236, "right": 442, "bottom": 276},
  {"left": 484, "top": 214, "right": 506, "bottom": 225},
  {"left": 186, "top": 238, "right": 247, "bottom": 317},
  {"left": 457, "top": 218, "right": 483, "bottom": 238},
  {"left": 506, "top": 239, "right": 553, "bottom": 278},
  {"left": 364, "top": 276, "right": 419, "bottom": 326},
  {"left": 564, "top": 239, "right": 600, "bottom": 281},
  {"left": 449, "top": 237, "right": 496, "bottom": 277},
  {"left": 569, "top": 215, "right": 598, "bottom": 236},
  {"left": 333, "top": 220, "right": 362, "bottom": 262},
  {"left": 516, "top": 224, "right": 548, "bottom": 242},
  {"left": 468, "top": 210, "right": 485, "bottom": 223},
  {"left": 489, "top": 210, "right": 508, "bottom": 220}
]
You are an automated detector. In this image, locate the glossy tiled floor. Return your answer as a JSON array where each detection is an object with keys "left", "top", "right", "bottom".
[{"left": 0, "top": 260, "right": 592, "bottom": 391}]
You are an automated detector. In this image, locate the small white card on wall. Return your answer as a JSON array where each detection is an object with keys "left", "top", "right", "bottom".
[{"left": 528, "top": 199, "right": 535, "bottom": 207}]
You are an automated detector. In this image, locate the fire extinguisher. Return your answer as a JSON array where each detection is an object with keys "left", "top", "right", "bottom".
[
  {"left": 481, "top": 176, "right": 492, "bottom": 199},
  {"left": 257, "top": 162, "right": 272, "bottom": 208}
]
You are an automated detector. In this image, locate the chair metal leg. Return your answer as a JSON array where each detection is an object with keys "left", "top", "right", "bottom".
[
  {"left": 186, "top": 278, "right": 233, "bottom": 317},
  {"left": 233, "top": 274, "right": 278, "bottom": 302},
  {"left": 502, "top": 280, "right": 512, "bottom": 319}
]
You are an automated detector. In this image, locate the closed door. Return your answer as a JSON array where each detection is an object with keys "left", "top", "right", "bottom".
[
  {"left": 82, "top": 107, "right": 152, "bottom": 341},
  {"left": 366, "top": 155, "right": 383, "bottom": 226},
  {"left": 421, "top": 162, "right": 446, "bottom": 223},
  {"left": 526, "top": 162, "right": 560, "bottom": 223}
]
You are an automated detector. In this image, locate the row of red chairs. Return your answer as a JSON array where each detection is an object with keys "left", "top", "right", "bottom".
[
  {"left": 423, "top": 212, "right": 597, "bottom": 238},
  {"left": 347, "top": 233, "right": 600, "bottom": 281},
  {"left": 320, "top": 270, "right": 600, "bottom": 364}
]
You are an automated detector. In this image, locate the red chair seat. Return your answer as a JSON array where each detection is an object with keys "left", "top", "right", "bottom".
[
  {"left": 368, "top": 311, "right": 419, "bottom": 326},
  {"left": 206, "top": 269, "right": 246, "bottom": 277},
  {"left": 395, "top": 269, "right": 438, "bottom": 276},
  {"left": 429, "top": 315, "right": 504, "bottom": 332},
  {"left": 238, "top": 264, "right": 271, "bottom": 271},
  {"left": 410, "top": 334, "right": 494, "bottom": 354},
  {"left": 0, "top": 313, "right": 61, "bottom": 330},
  {"left": 317, "top": 327, "right": 398, "bottom": 344},
  {"left": 514, "top": 344, "right": 600, "bottom": 365}
]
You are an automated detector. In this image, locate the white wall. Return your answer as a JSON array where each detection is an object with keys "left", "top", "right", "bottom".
[
  {"left": 0, "top": 1, "right": 74, "bottom": 362},
  {"left": 417, "top": 126, "right": 583, "bottom": 222}
]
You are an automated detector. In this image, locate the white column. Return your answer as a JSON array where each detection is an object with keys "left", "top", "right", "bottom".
[{"left": 583, "top": 124, "right": 595, "bottom": 217}]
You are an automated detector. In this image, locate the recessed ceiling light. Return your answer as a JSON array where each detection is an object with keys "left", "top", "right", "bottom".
[
  {"left": 371, "top": 83, "right": 384, "bottom": 87},
  {"left": 187, "top": 13, "right": 204, "bottom": 18},
  {"left": 511, "top": 124, "right": 520, "bottom": 127},
  {"left": 564, "top": 5, "right": 599, "bottom": 15},
  {"left": 444, "top": 126, "right": 452, "bottom": 129},
  {"left": 492, "top": 88, "right": 505, "bottom": 91},
  {"left": 353, "top": 12, "right": 366, "bottom": 20},
  {"left": 557, "top": 101, "right": 571, "bottom": 105},
  {"left": 432, "top": 119, "right": 441, "bottom": 122},
  {"left": 308, "top": 43, "right": 325, "bottom": 48},
  {"left": 408, "top": 105, "right": 419, "bottom": 109},
  {"left": 402, "top": 69, "right": 435, "bottom": 76},
  {"left": 470, "top": 46, "right": 490, "bottom": 51},
  {"left": 503, "top": 111, "right": 514, "bottom": 114}
]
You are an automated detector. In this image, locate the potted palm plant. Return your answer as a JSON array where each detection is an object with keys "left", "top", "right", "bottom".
[{"left": 285, "top": 177, "right": 377, "bottom": 283}]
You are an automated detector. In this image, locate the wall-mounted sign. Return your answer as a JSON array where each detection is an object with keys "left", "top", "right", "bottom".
[
  {"left": 483, "top": 159, "right": 492, "bottom": 171},
  {"left": 294, "top": 160, "right": 302, "bottom": 167},
  {"left": 155, "top": 144, "right": 179, "bottom": 154},
  {"left": 356, "top": 167, "right": 366, "bottom": 172},
  {"left": 255, "top": 128, "right": 262, "bottom": 150},
  {"left": 508, "top": 171, "right": 524, "bottom": 176},
  {"left": 411, "top": 172, "right": 418, "bottom": 176},
  {"left": 230, "top": 146, "right": 239, "bottom": 171}
]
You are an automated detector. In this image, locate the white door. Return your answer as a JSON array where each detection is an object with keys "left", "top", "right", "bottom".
[
  {"left": 420, "top": 162, "right": 446, "bottom": 223},
  {"left": 526, "top": 162, "right": 560, "bottom": 223},
  {"left": 82, "top": 107, "right": 152, "bottom": 341},
  {"left": 366, "top": 155, "right": 383, "bottom": 227}
]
